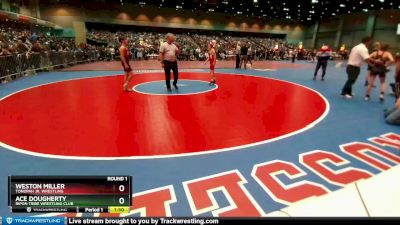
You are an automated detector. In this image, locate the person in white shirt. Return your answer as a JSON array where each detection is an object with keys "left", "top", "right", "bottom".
[
  {"left": 341, "top": 37, "right": 375, "bottom": 99},
  {"left": 109, "top": 47, "right": 115, "bottom": 61},
  {"left": 159, "top": 33, "right": 181, "bottom": 91}
]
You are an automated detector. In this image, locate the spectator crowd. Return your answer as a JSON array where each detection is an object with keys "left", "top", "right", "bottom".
[
  {"left": 0, "top": 18, "right": 314, "bottom": 65},
  {"left": 0, "top": 20, "right": 100, "bottom": 82},
  {"left": 86, "top": 30, "right": 308, "bottom": 62}
]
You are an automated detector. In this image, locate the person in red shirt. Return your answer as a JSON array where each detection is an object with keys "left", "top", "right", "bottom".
[
  {"left": 119, "top": 36, "right": 134, "bottom": 92},
  {"left": 313, "top": 45, "right": 332, "bottom": 81},
  {"left": 205, "top": 40, "right": 217, "bottom": 85}
]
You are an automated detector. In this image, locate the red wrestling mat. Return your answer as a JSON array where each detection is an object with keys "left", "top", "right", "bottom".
[{"left": 0, "top": 73, "right": 328, "bottom": 159}]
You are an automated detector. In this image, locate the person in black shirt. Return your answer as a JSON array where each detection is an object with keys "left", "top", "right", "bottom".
[
  {"left": 239, "top": 44, "right": 249, "bottom": 70},
  {"left": 235, "top": 42, "right": 241, "bottom": 69}
]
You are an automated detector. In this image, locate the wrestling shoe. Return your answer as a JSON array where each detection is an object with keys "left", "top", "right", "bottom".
[{"left": 379, "top": 93, "right": 385, "bottom": 102}]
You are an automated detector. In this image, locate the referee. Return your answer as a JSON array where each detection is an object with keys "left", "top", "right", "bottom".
[
  {"left": 341, "top": 37, "right": 375, "bottom": 99},
  {"left": 159, "top": 33, "right": 181, "bottom": 91}
]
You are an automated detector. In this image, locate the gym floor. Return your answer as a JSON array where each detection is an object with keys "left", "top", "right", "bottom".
[{"left": 0, "top": 60, "right": 399, "bottom": 217}]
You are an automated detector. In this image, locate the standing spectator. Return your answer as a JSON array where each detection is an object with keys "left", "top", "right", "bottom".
[
  {"left": 311, "top": 49, "right": 317, "bottom": 62},
  {"left": 137, "top": 46, "right": 143, "bottom": 60},
  {"left": 291, "top": 49, "right": 297, "bottom": 63},
  {"left": 239, "top": 43, "right": 249, "bottom": 70},
  {"left": 16, "top": 38, "right": 29, "bottom": 53},
  {"left": 247, "top": 45, "right": 253, "bottom": 66},
  {"left": 29, "top": 40, "right": 42, "bottom": 69},
  {"left": 236, "top": 42, "right": 241, "bottom": 69},
  {"left": 313, "top": 45, "right": 332, "bottom": 81},
  {"left": 30, "top": 40, "right": 42, "bottom": 53},
  {"left": 195, "top": 47, "right": 201, "bottom": 60},
  {"left": 109, "top": 47, "right": 115, "bottom": 61},
  {"left": 31, "top": 32, "right": 38, "bottom": 43}
]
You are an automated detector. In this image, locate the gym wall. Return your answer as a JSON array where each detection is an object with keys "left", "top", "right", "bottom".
[
  {"left": 305, "top": 10, "right": 400, "bottom": 51},
  {"left": 37, "top": 4, "right": 304, "bottom": 43}
]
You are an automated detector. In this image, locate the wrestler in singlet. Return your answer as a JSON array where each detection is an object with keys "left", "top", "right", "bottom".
[
  {"left": 208, "top": 40, "right": 217, "bottom": 85},
  {"left": 365, "top": 42, "right": 381, "bottom": 87},
  {"left": 209, "top": 49, "right": 216, "bottom": 70},
  {"left": 120, "top": 46, "right": 132, "bottom": 72},
  {"left": 119, "top": 36, "right": 134, "bottom": 91},
  {"left": 365, "top": 44, "right": 395, "bottom": 102},
  {"left": 370, "top": 51, "right": 387, "bottom": 78}
]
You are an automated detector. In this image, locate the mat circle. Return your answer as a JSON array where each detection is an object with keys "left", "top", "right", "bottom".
[{"left": 0, "top": 72, "right": 329, "bottom": 159}]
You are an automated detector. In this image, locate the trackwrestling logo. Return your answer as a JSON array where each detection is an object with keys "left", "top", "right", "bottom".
[
  {"left": 3, "top": 218, "right": 64, "bottom": 225},
  {"left": 36, "top": 132, "right": 400, "bottom": 217}
]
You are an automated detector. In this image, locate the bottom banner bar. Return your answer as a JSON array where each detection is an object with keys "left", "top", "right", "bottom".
[
  {"left": 2, "top": 217, "right": 399, "bottom": 225},
  {"left": 67, "top": 218, "right": 220, "bottom": 225}
]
